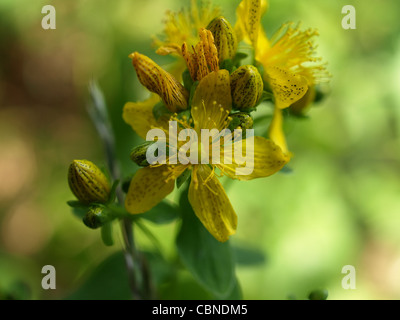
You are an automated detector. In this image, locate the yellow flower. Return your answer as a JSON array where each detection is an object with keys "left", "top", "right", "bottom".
[
  {"left": 124, "top": 70, "right": 289, "bottom": 242},
  {"left": 154, "top": 0, "right": 221, "bottom": 57},
  {"left": 235, "top": 0, "right": 329, "bottom": 153}
]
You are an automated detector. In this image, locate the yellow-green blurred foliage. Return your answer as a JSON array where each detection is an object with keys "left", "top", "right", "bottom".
[{"left": 1, "top": 0, "right": 400, "bottom": 300}]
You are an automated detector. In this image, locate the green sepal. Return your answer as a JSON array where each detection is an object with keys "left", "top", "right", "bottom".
[
  {"left": 67, "top": 200, "right": 89, "bottom": 219},
  {"left": 101, "top": 222, "right": 114, "bottom": 246},
  {"left": 67, "top": 200, "right": 88, "bottom": 208}
]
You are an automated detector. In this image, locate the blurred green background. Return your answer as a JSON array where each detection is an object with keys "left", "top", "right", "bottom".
[{"left": 1, "top": 0, "right": 400, "bottom": 300}]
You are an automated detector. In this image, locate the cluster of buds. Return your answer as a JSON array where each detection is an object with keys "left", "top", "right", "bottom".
[
  {"left": 68, "top": 160, "right": 114, "bottom": 229},
  {"left": 129, "top": 16, "right": 264, "bottom": 123}
]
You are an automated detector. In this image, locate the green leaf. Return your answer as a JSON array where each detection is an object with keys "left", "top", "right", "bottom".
[
  {"left": 233, "top": 244, "right": 266, "bottom": 266},
  {"left": 221, "top": 277, "right": 242, "bottom": 300},
  {"left": 176, "top": 184, "right": 236, "bottom": 298},
  {"left": 66, "top": 252, "right": 131, "bottom": 300},
  {"left": 66, "top": 200, "right": 87, "bottom": 208},
  {"left": 140, "top": 200, "right": 179, "bottom": 224},
  {"left": 176, "top": 168, "right": 191, "bottom": 189},
  {"left": 67, "top": 201, "right": 89, "bottom": 219},
  {"left": 101, "top": 222, "right": 114, "bottom": 246}
]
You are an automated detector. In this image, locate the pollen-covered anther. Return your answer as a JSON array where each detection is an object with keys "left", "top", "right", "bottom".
[
  {"left": 182, "top": 29, "right": 220, "bottom": 82},
  {"left": 130, "top": 52, "right": 189, "bottom": 112}
]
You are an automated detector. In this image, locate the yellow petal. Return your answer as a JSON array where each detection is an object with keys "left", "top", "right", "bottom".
[
  {"left": 235, "top": 0, "right": 269, "bottom": 50},
  {"left": 125, "top": 165, "right": 181, "bottom": 214},
  {"left": 191, "top": 70, "right": 232, "bottom": 131},
  {"left": 217, "top": 136, "right": 290, "bottom": 180},
  {"left": 266, "top": 66, "right": 308, "bottom": 109},
  {"left": 189, "top": 165, "right": 237, "bottom": 242},
  {"left": 123, "top": 95, "right": 166, "bottom": 140},
  {"left": 268, "top": 107, "right": 289, "bottom": 154}
]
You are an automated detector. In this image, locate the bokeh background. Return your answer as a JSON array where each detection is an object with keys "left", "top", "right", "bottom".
[{"left": 1, "top": 0, "right": 400, "bottom": 300}]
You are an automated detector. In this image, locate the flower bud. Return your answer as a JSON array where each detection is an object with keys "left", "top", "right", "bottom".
[
  {"left": 130, "top": 52, "right": 189, "bottom": 112},
  {"left": 228, "top": 112, "right": 253, "bottom": 131},
  {"left": 83, "top": 205, "right": 113, "bottom": 229},
  {"left": 230, "top": 65, "right": 263, "bottom": 109},
  {"left": 207, "top": 16, "right": 238, "bottom": 62},
  {"left": 68, "top": 160, "right": 111, "bottom": 204},
  {"left": 130, "top": 141, "right": 154, "bottom": 167}
]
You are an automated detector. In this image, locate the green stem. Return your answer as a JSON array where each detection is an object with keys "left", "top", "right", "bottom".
[{"left": 87, "top": 81, "right": 153, "bottom": 300}]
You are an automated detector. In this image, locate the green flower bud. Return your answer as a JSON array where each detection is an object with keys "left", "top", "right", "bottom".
[
  {"left": 130, "top": 141, "right": 154, "bottom": 167},
  {"left": 228, "top": 112, "right": 253, "bottom": 134},
  {"left": 83, "top": 205, "right": 113, "bottom": 229},
  {"left": 230, "top": 65, "right": 263, "bottom": 109},
  {"left": 68, "top": 160, "right": 111, "bottom": 204},
  {"left": 207, "top": 16, "right": 238, "bottom": 62}
]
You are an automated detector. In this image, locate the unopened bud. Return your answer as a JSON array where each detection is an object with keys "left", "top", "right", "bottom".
[
  {"left": 228, "top": 112, "right": 254, "bottom": 131},
  {"left": 130, "top": 141, "right": 154, "bottom": 167},
  {"left": 207, "top": 16, "right": 238, "bottom": 62},
  {"left": 130, "top": 52, "right": 189, "bottom": 112},
  {"left": 230, "top": 65, "right": 263, "bottom": 109},
  {"left": 83, "top": 205, "right": 113, "bottom": 229},
  {"left": 68, "top": 160, "right": 111, "bottom": 204}
]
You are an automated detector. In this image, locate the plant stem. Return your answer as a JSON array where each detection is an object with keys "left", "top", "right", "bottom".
[{"left": 87, "top": 81, "right": 152, "bottom": 299}]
